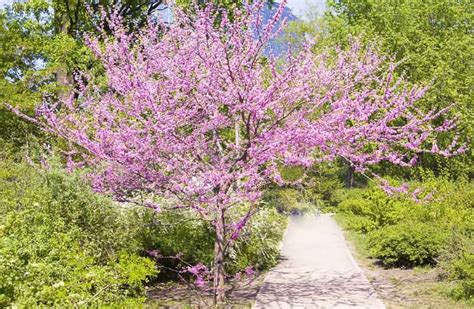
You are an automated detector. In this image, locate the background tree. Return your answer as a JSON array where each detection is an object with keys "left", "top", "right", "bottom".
[
  {"left": 282, "top": 0, "right": 473, "bottom": 182},
  {"left": 0, "top": 0, "right": 167, "bottom": 154},
  {"left": 14, "top": 1, "right": 462, "bottom": 303},
  {"left": 324, "top": 0, "right": 473, "bottom": 178},
  {"left": 0, "top": 0, "right": 276, "bottom": 155}
]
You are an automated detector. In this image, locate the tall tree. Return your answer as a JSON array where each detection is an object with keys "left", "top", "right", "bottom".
[
  {"left": 0, "top": 0, "right": 167, "bottom": 152},
  {"left": 324, "top": 0, "right": 473, "bottom": 177},
  {"left": 14, "top": 1, "right": 461, "bottom": 303},
  {"left": 1, "top": 0, "right": 168, "bottom": 102}
]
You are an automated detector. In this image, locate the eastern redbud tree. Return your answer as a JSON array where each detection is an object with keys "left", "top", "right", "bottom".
[{"left": 20, "top": 0, "right": 462, "bottom": 304}]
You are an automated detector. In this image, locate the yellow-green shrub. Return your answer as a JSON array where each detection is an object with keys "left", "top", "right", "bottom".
[{"left": 0, "top": 161, "right": 158, "bottom": 307}]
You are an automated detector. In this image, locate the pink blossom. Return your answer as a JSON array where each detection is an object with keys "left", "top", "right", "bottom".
[
  {"left": 17, "top": 1, "right": 463, "bottom": 300},
  {"left": 244, "top": 266, "right": 255, "bottom": 277},
  {"left": 146, "top": 249, "right": 161, "bottom": 259}
]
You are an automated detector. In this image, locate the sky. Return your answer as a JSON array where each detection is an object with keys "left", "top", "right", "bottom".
[
  {"left": 0, "top": 0, "right": 327, "bottom": 16},
  {"left": 287, "top": 0, "right": 326, "bottom": 18}
]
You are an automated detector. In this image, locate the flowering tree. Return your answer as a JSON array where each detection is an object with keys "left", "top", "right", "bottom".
[{"left": 16, "top": 0, "right": 462, "bottom": 304}]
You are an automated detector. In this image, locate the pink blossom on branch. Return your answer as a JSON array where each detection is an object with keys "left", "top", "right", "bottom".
[{"left": 18, "top": 0, "right": 462, "bottom": 303}]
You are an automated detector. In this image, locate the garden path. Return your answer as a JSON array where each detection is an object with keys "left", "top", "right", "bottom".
[{"left": 253, "top": 213, "right": 385, "bottom": 308}]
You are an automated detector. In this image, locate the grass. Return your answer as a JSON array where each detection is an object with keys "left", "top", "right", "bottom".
[{"left": 333, "top": 213, "right": 371, "bottom": 260}]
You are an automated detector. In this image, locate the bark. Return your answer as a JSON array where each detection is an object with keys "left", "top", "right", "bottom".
[
  {"left": 55, "top": 9, "right": 73, "bottom": 102},
  {"left": 56, "top": 66, "right": 72, "bottom": 102},
  {"left": 345, "top": 163, "right": 355, "bottom": 188},
  {"left": 235, "top": 121, "right": 241, "bottom": 149},
  {"left": 213, "top": 207, "right": 226, "bottom": 305},
  {"left": 235, "top": 121, "right": 241, "bottom": 188}
]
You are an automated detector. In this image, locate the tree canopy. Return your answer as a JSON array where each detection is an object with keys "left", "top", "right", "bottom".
[{"left": 14, "top": 1, "right": 463, "bottom": 303}]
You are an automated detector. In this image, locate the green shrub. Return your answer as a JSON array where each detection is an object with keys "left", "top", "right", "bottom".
[
  {"left": 263, "top": 187, "right": 317, "bottom": 214},
  {"left": 139, "top": 210, "right": 216, "bottom": 270},
  {"left": 438, "top": 231, "right": 474, "bottom": 301},
  {"left": 335, "top": 177, "right": 473, "bottom": 302},
  {"left": 0, "top": 156, "right": 288, "bottom": 306},
  {"left": 228, "top": 207, "right": 288, "bottom": 273},
  {"left": 339, "top": 214, "right": 379, "bottom": 234},
  {"left": 0, "top": 161, "right": 158, "bottom": 307},
  {"left": 143, "top": 205, "right": 288, "bottom": 276},
  {"left": 263, "top": 162, "right": 344, "bottom": 214},
  {"left": 338, "top": 186, "right": 412, "bottom": 233},
  {"left": 302, "top": 162, "right": 345, "bottom": 208},
  {"left": 367, "top": 222, "right": 447, "bottom": 267},
  {"left": 447, "top": 253, "right": 474, "bottom": 301}
]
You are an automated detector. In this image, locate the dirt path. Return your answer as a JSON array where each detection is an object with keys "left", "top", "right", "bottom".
[{"left": 254, "top": 214, "right": 385, "bottom": 308}]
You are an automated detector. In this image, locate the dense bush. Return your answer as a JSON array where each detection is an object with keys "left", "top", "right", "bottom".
[
  {"left": 447, "top": 253, "right": 474, "bottom": 301},
  {"left": 228, "top": 207, "right": 288, "bottom": 273},
  {"left": 139, "top": 210, "right": 216, "bottom": 273},
  {"left": 0, "top": 158, "right": 289, "bottom": 306},
  {"left": 338, "top": 187, "right": 411, "bottom": 233},
  {"left": 262, "top": 163, "right": 344, "bottom": 215},
  {"left": 336, "top": 178, "right": 473, "bottom": 300},
  {"left": 0, "top": 161, "right": 158, "bottom": 307},
  {"left": 367, "top": 222, "right": 447, "bottom": 267},
  {"left": 438, "top": 231, "right": 474, "bottom": 301},
  {"left": 262, "top": 187, "right": 317, "bottom": 214},
  {"left": 144, "top": 205, "right": 288, "bottom": 276}
]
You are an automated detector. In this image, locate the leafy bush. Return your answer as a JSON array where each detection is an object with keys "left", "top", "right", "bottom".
[
  {"left": 338, "top": 186, "right": 412, "bottom": 233},
  {"left": 337, "top": 179, "right": 473, "bottom": 235},
  {"left": 438, "top": 231, "right": 474, "bottom": 301},
  {"left": 143, "top": 205, "right": 288, "bottom": 276},
  {"left": 447, "top": 253, "right": 474, "bottom": 301},
  {"left": 337, "top": 213, "right": 379, "bottom": 234},
  {"left": 0, "top": 154, "right": 289, "bottom": 307},
  {"left": 263, "top": 162, "right": 344, "bottom": 214},
  {"left": 0, "top": 161, "right": 158, "bottom": 307},
  {"left": 367, "top": 222, "right": 447, "bottom": 267},
  {"left": 263, "top": 187, "right": 317, "bottom": 214},
  {"left": 336, "top": 178, "right": 473, "bottom": 301},
  {"left": 140, "top": 210, "right": 216, "bottom": 271},
  {"left": 228, "top": 207, "right": 288, "bottom": 273}
]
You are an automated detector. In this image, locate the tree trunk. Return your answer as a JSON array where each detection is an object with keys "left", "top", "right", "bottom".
[
  {"left": 235, "top": 121, "right": 241, "bottom": 188},
  {"left": 56, "top": 66, "right": 71, "bottom": 102},
  {"left": 345, "top": 163, "right": 355, "bottom": 188},
  {"left": 235, "top": 121, "right": 241, "bottom": 149},
  {"left": 55, "top": 10, "right": 73, "bottom": 102},
  {"left": 213, "top": 208, "right": 226, "bottom": 305}
]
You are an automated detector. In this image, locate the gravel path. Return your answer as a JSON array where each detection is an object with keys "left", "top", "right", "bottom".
[{"left": 254, "top": 214, "right": 385, "bottom": 308}]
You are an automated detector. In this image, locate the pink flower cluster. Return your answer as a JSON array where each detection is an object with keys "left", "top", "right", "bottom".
[
  {"left": 185, "top": 263, "right": 209, "bottom": 288},
  {"left": 21, "top": 0, "right": 462, "bottom": 262}
]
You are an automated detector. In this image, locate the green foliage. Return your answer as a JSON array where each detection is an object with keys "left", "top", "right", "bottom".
[
  {"left": 304, "top": 162, "right": 346, "bottom": 208},
  {"left": 263, "top": 163, "right": 344, "bottom": 214},
  {"left": 143, "top": 205, "right": 287, "bottom": 276},
  {"left": 286, "top": 0, "right": 473, "bottom": 177},
  {"left": 141, "top": 210, "right": 216, "bottom": 268},
  {"left": 0, "top": 160, "right": 158, "bottom": 307},
  {"left": 338, "top": 187, "right": 411, "bottom": 232},
  {"left": 0, "top": 152, "right": 288, "bottom": 306},
  {"left": 446, "top": 253, "right": 474, "bottom": 301},
  {"left": 335, "top": 178, "right": 473, "bottom": 300},
  {"left": 438, "top": 231, "right": 474, "bottom": 301},
  {"left": 0, "top": 1, "right": 93, "bottom": 153},
  {"left": 367, "top": 222, "right": 447, "bottom": 267},
  {"left": 324, "top": 0, "right": 474, "bottom": 177},
  {"left": 262, "top": 187, "right": 317, "bottom": 214},
  {"left": 0, "top": 0, "right": 164, "bottom": 154},
  {"left": 228, "top": 207, "right": 288, "bottom": 273}
]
